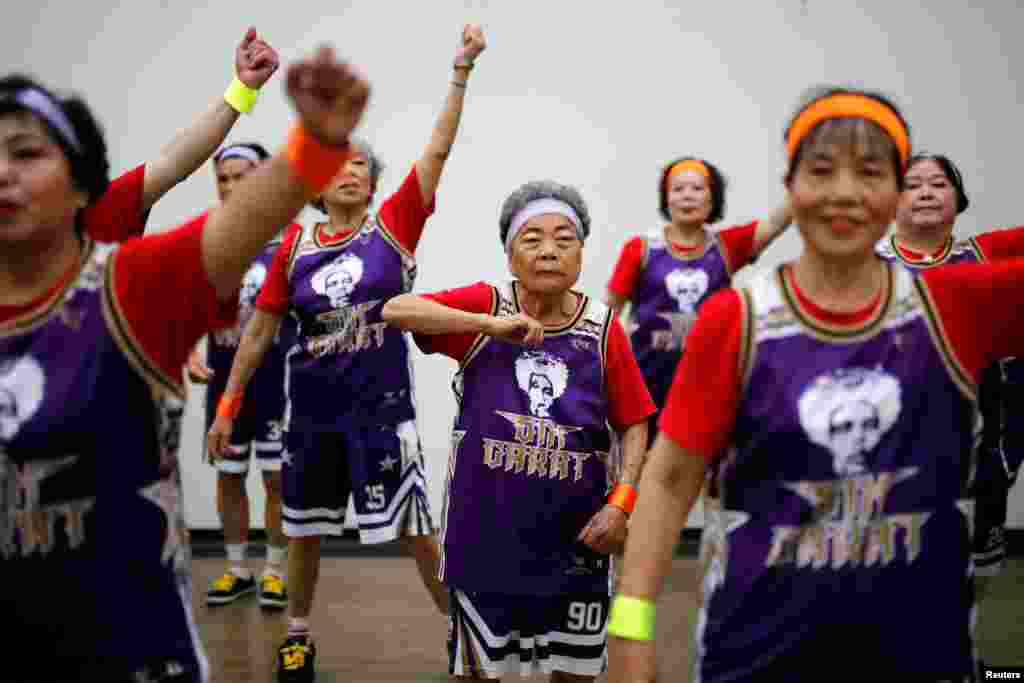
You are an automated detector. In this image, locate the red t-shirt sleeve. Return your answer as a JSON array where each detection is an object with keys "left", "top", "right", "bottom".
[
  {"left": 80, "top": 165, "right": 149, "bottom": 242},
  {"left": 412, "top": 282, "right": 496, "bottom": 362},
  {"left": 607, "top": 237, "right": 645, "bottom": 299},
  {"left": 717, "top": 220, "right": 758, "bottom": 274},
  {"left": 604, "top": 317, "right": 656, "bottom": 430},
  {"left": 255, "top": 223, "right": 303, "bottom": 315},
  {"left": 920, "top": 260, "right": 1024, "bottom": 382},
  {"left": 658, "top": 288, "right": 744, "bottom": 458},
  {"left": 377, "top": 165, "right": 436, "bottom": 254},
  {"left": 110, "top": 214, "right": 238, "bottom": 388},
  {"left": 974, "top": 225, "right": 1024, "bottom": 261}
]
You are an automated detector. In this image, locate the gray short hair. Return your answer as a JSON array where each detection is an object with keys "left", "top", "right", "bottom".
[
  {"left": 498, "top": 180, "right": 592, "bottom": 248},
  {"left": 311, "top": 136, "right": 385, "bottom": 213}
]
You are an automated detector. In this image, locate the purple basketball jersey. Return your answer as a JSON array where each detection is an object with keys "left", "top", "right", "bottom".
[
  {"left": 875, "top": 233, "right": 983, "bottom": 269},
  {"left": 628, "top": 229, "right": 733, "bottom": 405},
  {"left": 1, "top": 242, "right": 206, "bottom": 680},
  {"left": 439, "top": 282, "right": 619, "bottom": 596},
  {"left": 877, "top": 233, "right": 1020, "bottom": 577},
  {"left": 283, "top": 219, "right": 417, "bottom": 430},
  {"left": 695, "top": 264, "right": 979, "bottom": 679},
  {"left": 207, "top": 240, "right": 290, "bottom": 424}
]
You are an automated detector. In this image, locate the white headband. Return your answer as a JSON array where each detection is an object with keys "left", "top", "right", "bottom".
[
  {"left": 216, "top": 145, "right": 262, "bottom": 164},
  {"left": 1, "top": 88, "right": 82, "bottom": 153},
  {"left": 505, "top": 198, "right": 583, "bottom": 253}
]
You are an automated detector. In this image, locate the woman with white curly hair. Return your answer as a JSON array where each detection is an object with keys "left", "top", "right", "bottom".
[{"left": 384, "top": 179, "right": 656, "bottom": 681}]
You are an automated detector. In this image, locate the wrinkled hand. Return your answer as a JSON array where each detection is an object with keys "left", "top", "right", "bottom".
[
  {"left": 235, "top": 27, "right": 280, "bottom": 89},
  {"left": 186, "top": 348, "right": 213, "bottom": 384},
  {"left": 578, "top": 504, "right": 628, "bottom": 555},
  {"left": 286, "top": 46, "right": 371, "bottom": 147},
  {"left": 455, "top": 24, "right": 486, "bottom": 65},
  {"left": 206, "top": 415, "right": 235, "bottom": 461},
  {"left": 485, "top": 312, "right": 544, "bottom": 347},
  {"left": 608, "top": 636, "right": 658, "bottom": 683}
]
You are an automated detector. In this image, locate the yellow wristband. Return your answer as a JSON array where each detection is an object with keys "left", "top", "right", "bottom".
[
  {"left": 607, "top": 595, "right": 656, "bottom": 641},
  {"left": 224, "top": 76, "right": 259, "bottom": 114}
]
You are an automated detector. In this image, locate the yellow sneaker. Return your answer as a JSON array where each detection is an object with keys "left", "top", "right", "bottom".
[
  {"left": 206, "top": 572, "right": 256, "bottom": 606},
  {"left": 259, "top": 573, "right": 288, "bottom": 610}
]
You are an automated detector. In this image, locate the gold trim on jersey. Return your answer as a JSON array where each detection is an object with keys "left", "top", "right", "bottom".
[
  {"left": 912, "top": 276, "right": 977, "bottom": 403},
  {"left": 375, "top": 213, "right": 416, "bottom": 262},
  {"left": 599, "top": 307, "right": 613, "bottom": 392},
  {"left": 639, "top": 234, "right": 651, "bottom": 270},
  {"left": 0, "top": 240, "right": 94, "bottom": 338},
  {"left": 737, "top": 288, "right": 756, "bottom": 396},
  {"left": 777, "top": 264, "right": 895, "bottom": 343},
  {"left": 660, "top": 225, "right": 714, "bottom": 262},
  {"left": 457, "top": 285, "right": 499, "bottom": 372},
  {"left": 510, "top": 281, "right": 588, "bottom": 336},
  {"left": 102, "top": 249, "right": 185, "bottom": 399},
  {"left": 311, "top": 220, "right": 362, "bottom": 250},
  {"left": 887, "top": 234, "right": 956, "bottom": 267},
  {"left": 283, "top": 224, "right": 306, "bottom": 281},
  {"left": 966, "top": 236, "right": 988, "bottom": 263}
]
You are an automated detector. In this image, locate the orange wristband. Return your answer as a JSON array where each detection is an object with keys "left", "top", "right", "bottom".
[
  {"left": 284, "top": 124, "right": 351, "bottom": 197},
  {"left": 216, "top": 392, "right": 244, "bottom": 420},
  {"left": 608, "top": 483, "right": 638, "bottom": 515}
]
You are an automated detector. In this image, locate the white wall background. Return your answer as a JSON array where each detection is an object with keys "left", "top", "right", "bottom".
[{"left": 4, "top": 1, "right": 1023, "bottom": 530}]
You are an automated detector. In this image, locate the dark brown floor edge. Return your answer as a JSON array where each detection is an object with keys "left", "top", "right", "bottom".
[{"left": 189, "top": 528, "right": 1024, "bottom": 558}]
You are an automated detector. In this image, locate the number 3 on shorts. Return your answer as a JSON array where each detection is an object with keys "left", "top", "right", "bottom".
[{"left": 567, "top": 601, "right": 603, "bottom": 632}]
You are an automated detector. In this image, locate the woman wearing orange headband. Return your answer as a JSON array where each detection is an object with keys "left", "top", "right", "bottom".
[
  {"left": 608, "top": 86, "right": 1024, "bottom": 681},
  {"left": 606, "top": 157, "right": 791, "bottom": 442}
]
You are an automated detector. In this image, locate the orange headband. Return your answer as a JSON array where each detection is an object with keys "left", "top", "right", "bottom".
[
  {"left": 668, "top": 159, "right": 710, "bottom": 181},
  {"left": 786, "top": 94, "right": 910, "bottom": 168},
  {"left": 667, "top": 158, "right": 708, "bottom": 191}
]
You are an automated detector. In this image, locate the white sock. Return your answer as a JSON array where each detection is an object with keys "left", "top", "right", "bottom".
[
  {"left": 287, "top": 617, "right": 310, "bottom": 636},
  {"left": 264, "top": 545, "right": 287, "bottom": 577},
  {"left": 225, "top": 543, "right": 250, "bottom": 578}
]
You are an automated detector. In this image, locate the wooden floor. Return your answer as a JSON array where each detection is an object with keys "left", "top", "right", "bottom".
[{"left": 191, "top": 556, "right": 1024, "bottom": 682}]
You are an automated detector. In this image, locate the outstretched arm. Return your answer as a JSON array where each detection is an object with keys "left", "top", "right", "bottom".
[
  {"left": 107, "top": 46, "right": 366, "bottom": 393},
  {"left": 751, "top": 197, "right": 793, "bottom": 256},
  {"left": 414, "top": 24, "right": 486, "bottom": 206},
  {"left": 140, "top": 27, "right": 280, "bottom": 211}
]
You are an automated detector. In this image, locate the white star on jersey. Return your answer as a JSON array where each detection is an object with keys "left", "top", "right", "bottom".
[
  {"left": 138, "top": 478, "right": 184, "bottom": 569},
  {"left": 380, "top": 454, "right": 399, "bottom": 472},
  {"left": 700, "top": 498, "right": 751, "bottom": 597}
]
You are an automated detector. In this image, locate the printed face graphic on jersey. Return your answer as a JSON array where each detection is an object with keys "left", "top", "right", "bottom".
[
  {"left": 665, "top": 268, "right": 709, "bottom": 312},
  {"left": 240, "top": 262, "right": 268, "bottom": 308},
  {"left": 798, "top": 367, "right": 902, "bottom": 476},
  {"left": 311, "top": 254, "right": 365, "bottom": 308},
  {"left": 515, "top": 350, "right": 570, "bottom": 418},
  {"left": 0, "top": 356, "right": 45, "bottom": 442}
]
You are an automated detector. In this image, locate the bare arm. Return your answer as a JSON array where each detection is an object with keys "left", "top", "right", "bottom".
[
  {"left": 617, "top": 419, "right": 650, "bottom": 487},
  {"left": 751, "top": 197, "right": 793, "bottom": 256},
  {"left": 607, "top": 435, "right": 707, "bottom": 682},
  {"left": 141, "top": 28, "right": 280, "bottom": 211},
  {"left": 414, "top": 24, "right": 486, "bottom": 206},
  {"left": 616, "top": 434, "right": 708, "bottom": 601},
  {"left": 383, "top": 292, "right": 545, "bottom": 347},
  {"left": 221, "top": 309, "right": 282, "bottom": 395},
  {"left": 383, "top": 293, "right": 492, "bottom": 336}
]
